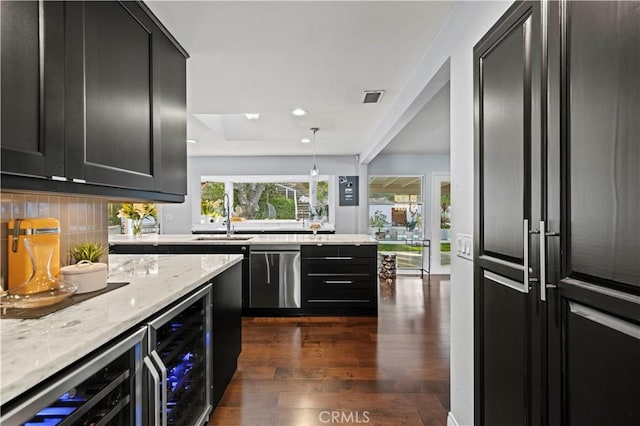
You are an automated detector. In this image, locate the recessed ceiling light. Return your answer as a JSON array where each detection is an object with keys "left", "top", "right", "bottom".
[
  {"left": 301, "top": 138, "right": 311, "bottom": 144},
  {"left": 186, "top": 139, "right": 197, "bottom": 144},
  {"left": 244, "top": 113, "right": 260, "bottom": 120},
  {"left": 292, "top": 108, "right": 307, "bottom": 116}
]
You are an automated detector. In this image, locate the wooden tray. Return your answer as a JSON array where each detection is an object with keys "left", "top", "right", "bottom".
[{"left": 1, "top": 282, "right": 129, "bottom": 320}]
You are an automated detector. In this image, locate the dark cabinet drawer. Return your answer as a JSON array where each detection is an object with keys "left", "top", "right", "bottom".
[
  {"left": 303, "top": 257, "right": 374, "bottom": 280},
  {"left": 300, "top": 243, "right": 378, "bottom": 313},
  {"left": 303, "top": 284, "right": 377, "bottom": 307},
  {"left": 301, "top": 244, "right": 377, "bottom": 259},
  {"left": 303, "top": 279, "right": 372, "bottom": 290}
]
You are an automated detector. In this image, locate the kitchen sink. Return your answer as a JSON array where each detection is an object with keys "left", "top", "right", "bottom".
[{"left": 193, "top": 236, "right": 253, "bottom": 241}]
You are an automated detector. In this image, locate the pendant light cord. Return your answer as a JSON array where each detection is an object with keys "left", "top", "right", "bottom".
[{"left": 311, "top": 127, "right": 319, "bottom": 168}]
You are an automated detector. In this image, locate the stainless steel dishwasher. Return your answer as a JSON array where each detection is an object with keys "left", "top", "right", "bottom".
[{"left": 249, "top": 245, "right": 300, "bottom": 308}]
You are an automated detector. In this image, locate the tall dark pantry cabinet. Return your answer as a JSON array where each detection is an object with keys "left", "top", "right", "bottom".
[{"left": 474, "top": 1, "right": 640, "bottom": 426}]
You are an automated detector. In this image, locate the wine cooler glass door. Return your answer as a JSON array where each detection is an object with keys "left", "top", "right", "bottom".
[
  {"left": 146, "top": 284, "right": 212, "bottom": 426},
  {"left": 1, "top": 327, "right": 147, "bottom": 425}
]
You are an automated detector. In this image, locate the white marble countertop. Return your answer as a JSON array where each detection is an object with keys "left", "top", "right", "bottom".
[
  {"left": 0, "top": 253, "right": 243, "bottom": 405},
  {"left": 109, "top": 233, "right": 377, "bottom": 246},
  {"left": 192, "top": 221, "right": 335, "bottom": 233}
]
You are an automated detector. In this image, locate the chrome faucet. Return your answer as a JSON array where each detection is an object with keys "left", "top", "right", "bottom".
[{"left": 223, "top": 193, "right": 232, "bottom": 236}]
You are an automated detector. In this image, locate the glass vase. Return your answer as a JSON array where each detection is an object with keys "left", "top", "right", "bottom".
[
  {"left": 1, "top": 238, "right": 76, "bottom": 308},
  {"left": 132, "top": 219, "right": 143, "bottom": 239}
]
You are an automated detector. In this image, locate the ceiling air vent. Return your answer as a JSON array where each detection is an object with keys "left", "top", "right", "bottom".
[{"left": 362, "top": 90, "right": 385, "bottom": 104}]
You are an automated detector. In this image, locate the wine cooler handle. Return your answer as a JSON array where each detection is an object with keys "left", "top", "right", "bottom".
[
  {"left": 523, "top": 219, "right": 530, "bottom": 294},
  {"left": 144, "top": 356, "right": 161, "bottom": 426},
  {"left": 540, "top": 220, "right": 546, "bottom": 301},
  {"left": 150, "top": 350, "right": 168, "bottom": 426}
]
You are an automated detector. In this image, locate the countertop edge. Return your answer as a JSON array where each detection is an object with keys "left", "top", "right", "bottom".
[{"left": 108, "top": 233, "right": 378, "bottom": 246}]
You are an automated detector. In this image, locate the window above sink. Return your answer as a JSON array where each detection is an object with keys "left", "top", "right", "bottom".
[{"left": 198, "top": 175, "right": 333, "bottom": 231}]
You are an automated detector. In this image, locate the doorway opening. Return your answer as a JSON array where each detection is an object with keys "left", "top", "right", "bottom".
[
  {"left": 431, "top": 174, "right": 451, "bottom": 274},
  {"left": 368, "top": 175, "right": 426, "bottom": 275}
]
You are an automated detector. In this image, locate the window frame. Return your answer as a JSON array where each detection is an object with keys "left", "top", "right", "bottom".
[{"left": 197, "top": 174, "right": 334, "bottom": 226}]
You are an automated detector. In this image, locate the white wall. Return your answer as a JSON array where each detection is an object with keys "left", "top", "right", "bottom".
[
  {"left": 360, "top": 1, "right": 513, "bottom": 425},
  {"left": 399, "top": 2, "right": 512, "bottom": 425},
  {"left": 161, "top": 155, "right": 364, "bottom": 234}
]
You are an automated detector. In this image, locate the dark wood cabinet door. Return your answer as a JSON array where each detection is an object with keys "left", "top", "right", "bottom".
[
  {"left": 65, "top": 1, "right": 159, "bottom": 190},
  {"left": 546, "top": 1, "right": 640, "bottom": 424},
  {"left": 1, "top": 0, "right": 64, "bottom": 178},
  {"left": 211, "top": 263, "right": 242, "bottom": 407},
  {"left": 156, "top": 31, "right": 187, "bottom": 195},
  {"left": 474, "top": 2, "right": 543, "bottom": 425}
]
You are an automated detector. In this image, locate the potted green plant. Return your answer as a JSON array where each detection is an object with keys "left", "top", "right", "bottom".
[
  {"left": 440, "top": 193, "right": 451, "bottom": 241},
  {"left": 62, "top": 242, "right": 108, "bottom": 294},
  {"left": 201, "top": 198, "right": 223, "bottom": 223},
  {"left": 369, "top": 210, "right": 389, "bottom": 239},
  {"left": 406, "top": 206, "right": 421, "bottom": 232},
  {"left": 69, "top": 241, "right": 106, "bottom": 264}
]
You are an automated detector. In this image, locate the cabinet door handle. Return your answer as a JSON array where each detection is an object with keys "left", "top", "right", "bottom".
[
  {"left": 322, "top": 256, "right": 353, "bottom": 260},
  {"left": 570, "top": 302, "right": 640, "bottom": 340},
  {"left": 149, "top": 351, "right": 167, "bottom": 426},
  {"left": 324, "top": 280, "right": 353, "bottom": 284},
  {"left": 144, "top": 356, "right": 161, "bottom": 426}
]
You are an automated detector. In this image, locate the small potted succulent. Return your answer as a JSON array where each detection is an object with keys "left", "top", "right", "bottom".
[
  {"left": 69, "top": 241, "right": 106, "bottom": 264},
  {"left": 61, "top": 242, "right": 108, "bottom": 294}
]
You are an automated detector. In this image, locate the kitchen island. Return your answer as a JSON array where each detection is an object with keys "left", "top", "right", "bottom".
[
  {"left": 0, "top": 253, "right": 243, "bottom": 423},
  {"left": 109, "top": 234, "right": 379, "bottom": 316}
]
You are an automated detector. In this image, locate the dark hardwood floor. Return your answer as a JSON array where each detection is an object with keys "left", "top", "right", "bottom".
[{"left": 209, "top": 274, "right": 450, "bottom": 425}]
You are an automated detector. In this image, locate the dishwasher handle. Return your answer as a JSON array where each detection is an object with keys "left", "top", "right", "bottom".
[{"left": 265, "top": 253, "right": 271, "bottom": 284}]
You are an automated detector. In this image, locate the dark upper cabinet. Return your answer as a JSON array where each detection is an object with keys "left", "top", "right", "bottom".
[
  {"left": 1, "top": 1, "right": 65, "bottom": 178},
  {"left": 65, "top": 1, "right": 159, "bottom": 190},
  {"left": 156, "top": 29, "right": 188, "bottom": 195},
  {"left": 1, "top": 0, "right": 188, "bottom": 200}
]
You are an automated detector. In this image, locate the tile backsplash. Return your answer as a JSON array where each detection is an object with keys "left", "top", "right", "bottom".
[{"left": 0, "top": 192, "right": 109, "bottom": 289}]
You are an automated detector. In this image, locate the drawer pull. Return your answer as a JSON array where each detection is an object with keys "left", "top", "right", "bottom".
[
  {"left": 322, "top": 256, "right": 353, "bottom": 260},
  {"left": 324, "top": 280, "right": 354, "bottom": 284},
  {"left": 308, "top": 273, "right": 369, "bottom": 277},
  {"left": 308, "top": 299, "right": 371, "bottom": 303}
]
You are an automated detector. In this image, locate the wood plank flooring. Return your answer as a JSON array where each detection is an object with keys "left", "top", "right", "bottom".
[{"left": 208, "top": 274, "right": 450, "bottom": 426}]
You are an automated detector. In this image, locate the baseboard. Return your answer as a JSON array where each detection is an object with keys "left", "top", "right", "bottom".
[{"left": 447, "top": 412, "right": 460, "bottom": 426}]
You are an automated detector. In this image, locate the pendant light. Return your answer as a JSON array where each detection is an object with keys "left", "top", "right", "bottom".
[{"left": 310, "top": 127, "right": 319, "bottom": 179}]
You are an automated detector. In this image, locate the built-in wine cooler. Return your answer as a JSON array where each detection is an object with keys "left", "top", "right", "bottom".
[
  {"left": 0, "top": 328, "right": 146, "bottom": 425},
  {"left": 146, "top": 284, "right": 212, "bottom": 426}
]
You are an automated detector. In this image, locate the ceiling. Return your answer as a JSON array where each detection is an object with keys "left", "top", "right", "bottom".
[
  {"left": 147, "top": 1, "right": 454, "bottom": 159},
  {"left": 369, "top": 176, "right": 422, "bottom": 196},
  {"left": 379, "top": 81, "right": 450, "bottom": 155}
]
